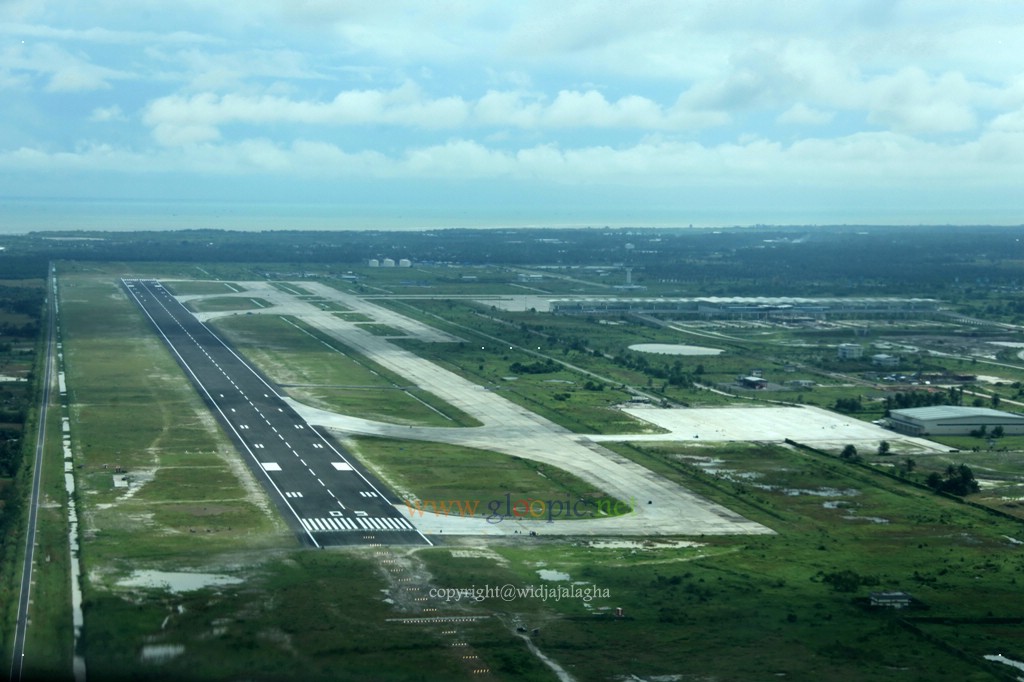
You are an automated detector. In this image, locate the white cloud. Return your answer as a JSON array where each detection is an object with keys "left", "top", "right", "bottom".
[
  {"left": 89, "top": 104, "right": 126, "bottom": 122},
  {"left": 142, "top": 82, "right": 736, "bottom": 146},
  {"left": 142, "top": 82, "right": 474, "bottom": 142},
  {"left": 778, "top": 103, "right": 834, "bottom": 126},
  {"left": 145, "top": 46, "right": 326, "bottom": 91},
  {"left": 9, "top": 128, "right": 1023, "bottom": 196},
  {"left": 1, "top": 42, "right": 133, "bottom": 91},
  {"left": 4, "top": 0, "right": 1024, "bottom": 223},
  {"left": 0, "top": 22, "right": 216, "bottom": 46},
  {"left": 863, "top": 67, "right": 978, "bottom": 134}
]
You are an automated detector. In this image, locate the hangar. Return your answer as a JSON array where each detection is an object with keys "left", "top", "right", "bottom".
[{"left": 887, "top": 406, "right": 1024, "bottom": 436}]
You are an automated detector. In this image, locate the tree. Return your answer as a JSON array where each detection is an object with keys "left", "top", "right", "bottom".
[
  {"left": 840, "top": 444, "right": 860, "bottom": 462},
  {"left": 877, "top": 440, "right": 891, "bottom": 456},
  {"left": 926, "top": 463, "right": 980, "bottom": 496},
  {"left": 834, "top": 397, "right": 863, "bottom": 413}
]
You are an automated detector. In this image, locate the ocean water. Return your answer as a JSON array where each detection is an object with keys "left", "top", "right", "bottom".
[
  {"left": 1, "top": 198, "right": 1019, "bottom": 235},
  {"left": 0, "top": 198, "right": 703, "bottom": 234}
]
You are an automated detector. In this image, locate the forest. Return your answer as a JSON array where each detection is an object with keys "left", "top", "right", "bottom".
[{"left": 2, "top": 224, "right": 1024, "bottom": 296}]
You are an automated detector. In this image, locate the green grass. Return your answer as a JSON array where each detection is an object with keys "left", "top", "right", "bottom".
[
  {"left": 163, "top": 281, "right": 240, "bottom": 296},
  {"left": 21, "top": 398, "right": 74, "bottom": 682},
  {"left": 60, "top": 273, "right": 499, "bottom": 680},
  {"left": 270, "top": 282, "right": 314, "bottom": 296},
  {"left": 297, "top": 297, "right": 350, "bottom": 312},
  {"left": 210, "top": 315, "right": 480, "bottom": 427},
  {"left": 185, "top": 296, "right": 271, "bottom": 312},
  {"left": 409, "top": 438, "right": 1024, "bottom": 680},
  {"left": 346, "top": 436, "right": 629, "bottom": 520},
  {"left": 393, "top": 338, "right": 660, "bottom": 434},
  {"left": 334, "top": 312, "right": 373, "bottom": 322},
  {"left": 59, "top": 275, "right": 294, "bottom": 557},
  {"left": 355, "top": 323, "right": 404, "bottom": 336},
  {"left": 83, "top": 550, "right": 470, "bottom": 682},
  {"left": 50, "top": 269, "right": 1024, "bottom": 680}
]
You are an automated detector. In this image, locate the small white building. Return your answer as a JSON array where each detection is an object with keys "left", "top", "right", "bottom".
[
  {"left": 872, "top": 353, "right": 900, "bottom": 367},
  {"left": 870, "top": 591, "right": 912, "bottom": 609},
  {"left": 382, "top": 258, "right": 396, "bottom": 267},
  {"left": 887, "top": 406, "right": 1024, "bottom": 436},
  {"left": 837, "top": 343, "right": 862, "bottom": 359},
  {"left": 368, "top": 259, "right": 380, "bottom": 267},
  {"left": 398, "top": 258, "right": 412, "bottom": 267}
]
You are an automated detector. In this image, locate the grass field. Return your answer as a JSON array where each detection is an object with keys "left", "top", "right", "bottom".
[
  {"left": 20, "top": 396, "right": 75, "bottom": 682},
  {"left": 185, "top": 296, "right": 271, "bottom": 312},
  {"left": 333, "top": 311, "right": 373, "bottom": 322},
  {"left": 410, "top": 438, "right": 1024, "bottom": 680},
  {"left": 346, "top": 436, "right": 628, "bottom": 520},
  {"left": 164, "top": 281, "right": 240, "bottom": 296},
  {"left": 51, "top": 273, "right": 556, "bottom": 679},
  {"left": 354, "top": 322, "right": 404, "bottom": 336},
  {"left": 54, "top": 273, "right": 475, "bottom": 679},
  {"left": 210, "top": 314, "right": 480, "bottom": 427},
  {"left": 59, "top": 275, "right": 295, "bottom": 558},
  {"left": 395, "top": 338, "right": 660, "bottom": 435},
  {"left": 40, "top": 268, "right": 1024, "bottom": 681}
]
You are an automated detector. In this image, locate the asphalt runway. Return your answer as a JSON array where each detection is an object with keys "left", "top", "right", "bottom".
[{"left": 122, "top": 279, "right": 430, "bottom": 547}]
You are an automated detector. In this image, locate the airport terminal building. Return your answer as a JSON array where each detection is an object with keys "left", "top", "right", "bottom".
[
  {"left": 545, "top": 296, "right": 939, "bottom": 318},
  {"left": 887, "top": 406, "right": 1024, "bottom": 436}
]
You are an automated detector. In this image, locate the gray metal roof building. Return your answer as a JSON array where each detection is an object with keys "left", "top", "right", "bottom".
[
  {"left": 546, "top": 296, "right": 939, "bottom": 317},
  {"left": 887, "top": 406, "right": 1024, "bottom": 436}
]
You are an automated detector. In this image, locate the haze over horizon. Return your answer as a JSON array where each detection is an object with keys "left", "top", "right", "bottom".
[{"left": 2, "top": 1, "right": 1023, "bottom": 231}]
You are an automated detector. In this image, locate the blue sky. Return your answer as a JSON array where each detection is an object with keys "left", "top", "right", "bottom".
[{"left": 2, "top": 0, "right": 1024, "bottom": 229}]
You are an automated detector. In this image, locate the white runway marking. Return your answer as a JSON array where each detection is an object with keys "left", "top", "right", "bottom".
[
  {"left": 299, "top": 516, "right": 413, "bottom": 532},
  {"left": 300, "top": 517, "right": 413, "bottom": 532}
]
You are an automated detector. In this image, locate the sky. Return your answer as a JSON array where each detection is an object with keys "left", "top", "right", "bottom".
[{"left": 2, "top": 0, "right": 1024, "bottom": 230}]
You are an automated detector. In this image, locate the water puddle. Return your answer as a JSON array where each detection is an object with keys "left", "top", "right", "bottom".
[
  {"left": 119, "top": 570, "right": 243, "bottom": 593},
  {"left": 140, "top": 644, "right": 185, "bottom": 663},
  {"left": 588, "top": 539, "right": 705, "bottom": 550}
]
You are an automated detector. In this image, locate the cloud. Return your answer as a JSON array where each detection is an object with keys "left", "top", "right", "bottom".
[
  {"left": 0, "top": 22, "right": 216, "bottom": 46},
  {"left": 777, "top": 103, "right": 834, "bottom": 126},
  {"left": 142, "top": 82, "right": 736, "bottom": 147},
  {"left": 863, "top": 67, "right": 978, "bottom": 134},
  {"left": 2, "top": 42, "right": 133, "bottom": 91},
  {"left": 145, "top": 46, "right": 327, "bottom": 91},
  {"left": 4, "top": 0, "right": 1024, "bottom": 224},
  {"left": 89, "top": 104, "right": 126, "bottom": 122},
  {"left": 9, "top": 127, "right": 1023, "bottom": 196}
]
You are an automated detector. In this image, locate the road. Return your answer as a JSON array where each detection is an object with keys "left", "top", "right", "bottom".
[
  {"left": 9, "top": 267, "right": 56, "bottom": 682},
  {"left": 123, "top": 279, "right": 430, "bottom": 547}
]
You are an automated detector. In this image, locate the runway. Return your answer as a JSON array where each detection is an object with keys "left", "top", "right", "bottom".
[{"left": 122, "top": 279, "right": 430, "bottom": 547}]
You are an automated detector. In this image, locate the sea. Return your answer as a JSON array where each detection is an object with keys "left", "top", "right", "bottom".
[
  {"left": 0, "top": 198, "right": 1019, "bottom": 235},
  {"left": 0, "top": 198, "right": 701, "bottom": 235}
]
